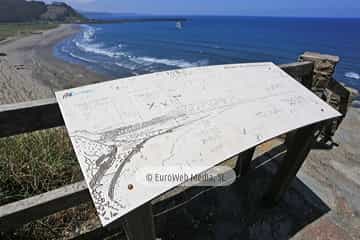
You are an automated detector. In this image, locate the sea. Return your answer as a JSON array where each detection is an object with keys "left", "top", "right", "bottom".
[{"left": 54, "top": 15, "right": 360, "bottom": 91}]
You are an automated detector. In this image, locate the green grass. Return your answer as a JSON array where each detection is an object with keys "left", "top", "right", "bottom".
[
  {"left": 0, "top": 22, "right": 58, "bottom": 41},
  {"left": 0, "top": 128, "right": 99, "bottom": 239},
  {"left": 0, "top": 127, "right": 81, "bottom": 205}
]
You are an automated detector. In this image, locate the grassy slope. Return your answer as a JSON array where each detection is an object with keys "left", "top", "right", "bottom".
[
  {"left": 0, "top": 128, "right": 80, "bottom": 205},
  {"left": 0, "top": 22, "right": 58, "bottom": 41},
  {"left": 0, "top": 128, "right": 100, "bottom": 239},
  {"left": 0, "top": 22, "right": 103, "bottom": 239}
]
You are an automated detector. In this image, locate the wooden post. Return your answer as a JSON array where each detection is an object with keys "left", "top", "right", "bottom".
[
  {"left": 284, "top": 130, "right": 296, "bottom": 149},
  {"left": 122, "top": 203, "right": 156, "bottom": 240},
  {"left": 301, "top": 70, "right": 314, "bottom": 89},
  {"left": 263, "top": 123, "right": 320, "bottom": 207},
  {"left": 235, "top": 147, "right": 256, "bottom": 176}
]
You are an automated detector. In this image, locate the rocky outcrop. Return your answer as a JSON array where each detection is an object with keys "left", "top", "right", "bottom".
[
  {"left": 0, "top": 0, "right": 47, "bottom": 22},
  {"left": 0, "top": 1, "right": 85, "bottom": 23},
  {"left": 40, "top": 2, "right": 85, "bottom": 22},
  {"left": 298, "top": 52, "right": 352, "bottom": 143},
  {"left": 298, "top": 52, "right": 340, "bottom": 89}
]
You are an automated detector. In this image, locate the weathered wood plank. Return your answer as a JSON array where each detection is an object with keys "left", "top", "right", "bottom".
[
  {"left": 0, "top": 181, "right": 90, "bottom": 232},
  {"left": 279, "top": 61, "right": 314, "bottom": 79},
  {"left": 0, "top": 163, "right": 236, "bottom": 232},
  {"left": 0, "top": 98, "right": 64, "bottom": 138}
]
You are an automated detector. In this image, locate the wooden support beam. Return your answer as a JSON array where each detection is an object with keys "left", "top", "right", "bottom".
[
  {"left": 0, "top": 181, "right": 90, "bottom": 232},
  {"left": 0, "top": 98, "right": 64, "bottom": 138},
  {"left": 121, "top": 203, "right": 156, "bottom": 240},
  {"left": 235, "top": 147, "right": 256, "bottom": 176},
  {"left": 279, "top": 61, "right": 314, "bottom": 81},
  {"left": 263, "top": 123, "right": 320, "bottom": 207},
  {"left": 0, "top": 165, "right": 234, "bottom": 232}
]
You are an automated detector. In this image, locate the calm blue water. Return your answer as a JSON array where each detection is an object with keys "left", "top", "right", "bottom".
[{"left": 55, "top": 16, "right": 360, "bottom": 91}]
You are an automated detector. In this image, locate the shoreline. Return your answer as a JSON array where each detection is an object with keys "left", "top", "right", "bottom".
[
  {"left": 0, "top": 23, "right": 358, "bottom": 107},
  {"left": 0, "top": 24, "right": 109, "bottom": 105}
]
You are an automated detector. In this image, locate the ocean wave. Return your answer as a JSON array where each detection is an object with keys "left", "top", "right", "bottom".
[
  {"left": 115, "top": 62, "right": 137, "bottom": 70},
  {"left": 132, "top": 56, "right": 208, "bottom": 68},
  {"left": 69, "top": 52, "right": 98, "bottom": 63},
  {"left": 74, "top": 41, "right": 127, "bottom": 58},
  {"left": 82, "top": 25, "right": 96, "bottom": 42},
  {"left": 345, "top": 72, "right": 360, "bottom": 80},
  {"left": 74, "top": 25, "right": 209, "bottom": 70},
  {"left": 118, "top": 43, "right": 126, "bottom": 48},
  {"left": 75, "top": 25, "right": 129, "bottom": 59}
]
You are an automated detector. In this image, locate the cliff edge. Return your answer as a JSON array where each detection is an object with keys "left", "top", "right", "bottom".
[{"left": 0, "top": 0, "right": 85, "bottom": 23}]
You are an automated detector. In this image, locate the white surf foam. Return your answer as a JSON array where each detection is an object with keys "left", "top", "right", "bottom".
[
  {"left": 75, "top": 25, "right": 128, "bottom": 59},
  {"left": 69, "top": 52, "right": 98, "bottom": 63},
  {"left": 345, "top": 72, "right": 360, "bottom": 80},
  {"left": 74, "top": 25, "right": 209, "bottom": 70},
  {"left": 115, "top": 62, "right": 137, "bottom": 70},
  {"left": 75, "top": 41, "right": 127, "bottom": 58},
  {"left": 82, "top": 25, "right": 96, "bottom": 43},
  {"left": 118, "top": 43, "right": 126, "bottom": 48},
  {"left": 132, "top": 56, "right": 209, "bottom": 68}
]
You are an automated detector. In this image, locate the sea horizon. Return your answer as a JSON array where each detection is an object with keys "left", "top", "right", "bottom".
[
  {"left": 79, "top": 11, "right": 360, "bottom": 19},
  {"left": 54, "top": 14, "right": 360, "bottom": 92}
]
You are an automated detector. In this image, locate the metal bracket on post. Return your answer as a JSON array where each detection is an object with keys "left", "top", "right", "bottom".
[{"left": 263, "top": 123, "right": 320, "bottom": 207}]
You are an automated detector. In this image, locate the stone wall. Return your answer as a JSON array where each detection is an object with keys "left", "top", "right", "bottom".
[
  {"left": 298, "top": 52, "right": 340, "bottom": 89},
  {"left": 298, "top": 52, "right": 352, "bottom": 141}
]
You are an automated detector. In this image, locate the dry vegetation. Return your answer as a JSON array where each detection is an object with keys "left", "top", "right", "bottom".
[
  {"left": 0, "top": 128, "right": 79, "bottom": 205},
  {"left": 0, "top": 128, "right": 100, "bottom": 239}
]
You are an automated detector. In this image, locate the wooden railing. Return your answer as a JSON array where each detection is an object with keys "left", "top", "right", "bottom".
[{"left": 0, "top": 61, "right": 314, "bottom": 238}]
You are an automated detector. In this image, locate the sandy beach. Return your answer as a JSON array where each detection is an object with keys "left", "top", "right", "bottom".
[{"left": 0, "top": 24, "right": 108, "bottom": 105}]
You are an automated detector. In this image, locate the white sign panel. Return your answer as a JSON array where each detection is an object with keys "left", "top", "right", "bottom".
[{"left": 55, "top": 63, "right": 340, "bottom": 226}]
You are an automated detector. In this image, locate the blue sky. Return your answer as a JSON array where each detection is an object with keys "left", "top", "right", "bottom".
[{"left": 44, "top": 0, "right": 360, "bottom": 18}]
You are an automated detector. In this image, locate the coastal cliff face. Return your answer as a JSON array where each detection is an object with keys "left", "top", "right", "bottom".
[
  {"left": 40, "top": 2, "right": 85, "bottom": 22},
  {"left": 0, "top": 0, "right": 47, "bottom": 22},
  {"left": 0, "top": 0, "right": 85, "bottom": 23}
]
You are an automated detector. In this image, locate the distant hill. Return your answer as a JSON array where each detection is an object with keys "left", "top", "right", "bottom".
[
  {"left": 80, "top": 11, "right": 139, "bottom": 20},
  {"left": 0, "top": 0, "right": 85, "bottom": 23},
  {"left": 40, "top": 2, "right": 85, "bottom": 22},
  {"left": 0, "top": 0, "right": 46, "bottom": 22}
]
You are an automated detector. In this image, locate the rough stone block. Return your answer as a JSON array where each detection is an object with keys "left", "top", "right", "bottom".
[{"left": 298, "top": 52, "right": 340, "bottom": 89}]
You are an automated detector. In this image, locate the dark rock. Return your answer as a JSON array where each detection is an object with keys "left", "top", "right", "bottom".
[
  {"left": 40, "top": 2, "right": 85, "bottom": 22},
  {"left": 298, "top": 52, "right": 340, "bottom": 89},
  {"left": 0, "top": 0, "right": 85, "bottom": 23},
  {"left": 0, "top": 0, "right": 46, "bottom": 22}
]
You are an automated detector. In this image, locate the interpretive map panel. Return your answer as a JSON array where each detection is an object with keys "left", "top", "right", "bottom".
[{"left": 55, "top": 63, "right": 340, "bottom": 226}]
